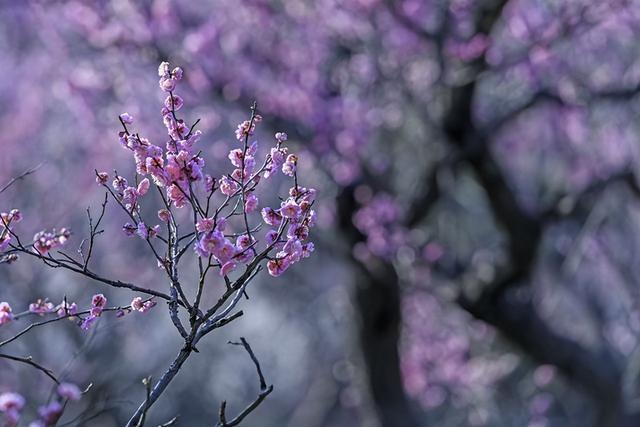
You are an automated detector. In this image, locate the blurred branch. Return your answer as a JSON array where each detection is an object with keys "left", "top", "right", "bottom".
[
  {"left": 216, "top": 338, "right": 273, "bottom": 427},
  {"left": 0, "top": 162, "right": 44, "bottom": 196},
  {"left": 0, "top": 352, "right": 59, "bottom": 384}
]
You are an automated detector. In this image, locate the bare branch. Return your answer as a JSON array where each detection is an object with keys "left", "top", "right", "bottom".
[
  {"left": 216, "top": 338, "right": 273, "bottom": 427},
  {"left": 0, "top": 162, "right": 45, "bottom": 195}
]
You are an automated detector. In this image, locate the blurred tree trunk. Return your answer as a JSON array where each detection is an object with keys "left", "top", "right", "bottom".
[{"left": 338, "top": 186, "right": 421, "bottom": 427}]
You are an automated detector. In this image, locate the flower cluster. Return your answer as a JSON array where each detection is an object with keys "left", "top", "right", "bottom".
[
  {"left": 353, "top": 193, "right": 407, "bottom": 259},
  {"left": 264, "top": 186, "right": 316, "bottom": 277},
  {"left": 106, "top": 61, "right": 317, "bottom": 279},
  {"left": 28, "top": 299, "right": 55, "bottom": 315},
  {"left": 32, "top": 228, "right": 70, "bottom": 256},
  {"left": 0, "top": 383, "right": 81, "bottom": 427}
]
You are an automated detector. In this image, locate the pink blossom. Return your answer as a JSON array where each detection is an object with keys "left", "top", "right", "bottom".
[
  {"left": 112, "top": 176, "right": 128, "bottom": 193},
  {"left": 244, "top": 193, "right": 259, "bottom": 213},
  {"left": 136, "top": 222, "right": 149, "bottom": 239},
  {"left": 220, "top": 261, "right": 237, "bottom": 276},
  {"left": 261, "top": 207, "right": 282, "bottom": 227},
  {"left": 33, "top": 229, "right": 70, "bottom": 255},
  {"left": 264, "top": 230, "right": 279, "bottom": 246},
  {"left": 0, "top": 302, "right": 13, "bottom": 325},
  {"left": 119, "top": 112, "right": 134, "bottom": 124},
  {"left": 158, "top": 209, "right": 171, "bottom": 222},
  {"left": 267, "top": 256, "right": 291, "bottom": 277},
  {"left": 56, "top": 300, "right": 78, "bottom": 317},
  {"left": 131, "top": 297, "right": 156, "bottom": 313},
  {"left": 38, "top": 401, "right": 62, "bottom": 425},
  {"left": 212, "top": 240, "right": 235, "bottom": 263},
  {"left": 204, "top": 175, "right": 216, "bottom": 193},
  {"left": 122, "top": 223, "right": 137, "bottom": 237},
  {"left": 57, "top": 383, "right": 82, "bottom": 401},
  {"left": 159, "top": 76, "right": 177, "bottom": 92},
  {"left": 219, "top": 176, "right": 238, "bottom": 196},
  {"left": 95, "top": 172, "right": 109, "bottom": 185},
  {"left": 167, "top": 183, "right": 188, "bottom": 208},
  {"left": 164, "top": 94, "right": 184, "bottom": 111},
  {"left": 198, "top": 230, "right": 225, "bottom": 255},
  {"left": 0, "top": 392, "right": 24, "bottom": 412},
  {"left": 283, "top": 238, "right": 303, "bottom": 263},
  {"left": 282, "top": 154, "right": 298, "bottom": 177},
  {"left": 275, "top": 132, "right": 288, "bottom": 143},
  {"left": 280, "top": 200, "right": 301, "bottom": 220},
  {"left": 158, "top": 61, "right": 170, "bottom": 77},
  {"left": 29, "top": 299, "right": 55, "bottom": 315},
  {"left": 137, "top": 178, "right": 150, "bottom": 196},
  {"left": 0, "top": 234, "right": 10, "bottom": 252},
  {"left": 0, "top": 392, "right": 25, "bottom": 425},
  {"left": 8, "top": 209, "right": 22, "bottom": 223},
  {"left": 80, "top": 315, "right": 98, "bottom": 330},
  {"left": 236, "top": 234, "right": 255, "bottom": 249},
  {"left": 228, "top": 148, "right": 245, "bottom": 168},
  {"left": 122, "top": 187, "right": 138, "bottom": 209},
  {"left": 235, "top": 119, "right": 255, "bottom": 141},
  {"left": 287, "top": 224, "right": 309, "bottom": 240},
  {"left": 302, "top": 242, "right": 315, "bottom": 258},
  {"left": 90, "top": 293, "right": 107, "bottom": 317},
  {"left": 196, "top": 217, "right": 215, "bottom": 233}
]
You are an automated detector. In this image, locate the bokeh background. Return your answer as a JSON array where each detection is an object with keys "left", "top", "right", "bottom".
[{"left": 2, "top": 0, "right": 640, "bottom": 426}]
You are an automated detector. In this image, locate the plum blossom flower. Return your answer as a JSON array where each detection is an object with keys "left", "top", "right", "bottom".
[
  {"left": 282, "top": 154, "right": 298, "bottom": 177},
  {"left": 56, "top": 300, "right": 78, "bottom": 317},
  {"left": 38, "top": 402, "right": 62, "bottom": 425},
  {"left": 119, "top": 112, "right": 134, "bottom": 124},
  {"left": 288, "top": 223, "right": 310, "bottom": 240},
  {"left": 158, "top": 209, "right": 171, "bottom": 222},
  {"left": 90, "top": 294, "right": 107, "bottom": 316},
  {"left": 264, "top": 230, "right": 279, "bottom": 246},
  {"left": 57, "top": 383, "right": 82, "bottom": 401},
  {"left": 220, "top": 261, "right": 237, "bottom": 276},
  {"left": 244, "top": 193, "right": 259, "bottom": 213},
  {"left": 112, "top": 175, "right": 128, "bottom": 193},
  {"left": 0, "top": 392, "right": 25, "bottom": 426},
  {"left": 131, "top": 297, "right": 157, "bottom": 313},
  {"left": 196, "top": 217, "right": 215, "bottom": 233},
  {"left": 302, "top": 242, "right": 315, "bottom": 258},
  {"left": 0, "top": 302, "right": 13, "bottom": 325},
  {"left": 197, "top": 230, "right": 225, "bottom": 255},
  {"left": 261, "top": 207, "right": 282, "bottom": 227},
  {"left": 267, "top": 255, "right": 291, "bottom": 277},
  {"left": 122, "top": 223, "right": 137, "bottom": 237},
  {"left": 29, "top": 299, "right": 55, "bottom": 315},
  {"left": 280, "top": 200, "right": 301, "bottom": 220},
  {"left": 164, "top": 94, "right": 184, "bottom": 111},
  {"left": 219, "top": 176, "right": 238, "bottom": 196},
  {"left": 235, "top": 119, "right": 259, "bottom": 141},
  {"left": 95, "top": 172, "right": 109, "bottom": 185},
  {"left": 33, "top": 228, "right": 70, "bottom": 255},
  {"left": 213, "top": 240, "right": 236, "bottom": 264},
  {"left": 275, "top": 132, "right": 288, "bottom": 143},
  {"left": 137, "top": 178, "right": 150, "bottom": 196},
  {"left": 80, "top": 316, "right": 98, "bottom": 331},
  {"left": 283, "top": 238, "right": 303, "bottom": 263}
]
